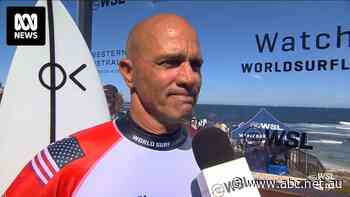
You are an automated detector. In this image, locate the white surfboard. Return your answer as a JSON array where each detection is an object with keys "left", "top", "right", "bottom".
[{"left": 0, "top": 0, "right": 110, "bottom": 192}]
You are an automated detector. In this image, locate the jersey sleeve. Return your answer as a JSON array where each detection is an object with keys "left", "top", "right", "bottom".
[{"left": 4, "top": 121, "right": 121, "bottom": 197}]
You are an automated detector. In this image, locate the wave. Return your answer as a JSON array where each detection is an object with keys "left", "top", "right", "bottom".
[
  {"left": 288, "top": 122, "right": 350, "bottom": 132},
  {"left": 339, "top": 121, "right": 350, "bottom": 126},
  {"left": 307, "top": 131, "right": 350, "bottom": 138},
  {"left": 337, "top": 121, "right": 350, "bottom": 131},
  {"left": 308, "top": 139, "right": 344, "bottom": 144},
  {"left": 288, "top": 123, "right": 336, "bottom": 129},
  {"left": 336, "top": 126, "right": 350, "bottom": 131}
]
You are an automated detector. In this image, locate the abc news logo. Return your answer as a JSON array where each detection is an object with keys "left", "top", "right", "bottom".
[{"left": 7, "top": 7, "right": 45, "bottom": 45}]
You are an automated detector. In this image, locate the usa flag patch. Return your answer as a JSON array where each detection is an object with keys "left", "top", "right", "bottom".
[{"left": 31, "top": 137, "right": 84, "bottom": 184}]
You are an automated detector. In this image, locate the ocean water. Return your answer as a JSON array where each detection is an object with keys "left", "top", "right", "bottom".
[{"left": 194, "top": 104, "right": 350, "bottom": 170}]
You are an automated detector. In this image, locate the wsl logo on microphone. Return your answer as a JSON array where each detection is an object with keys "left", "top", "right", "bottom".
[{"left": 6, "top": 7, "right": 45, "bottom": 45}]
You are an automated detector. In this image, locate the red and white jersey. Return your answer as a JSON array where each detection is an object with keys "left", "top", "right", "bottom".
[{"left": 5, "top": 115, "right": 200, "bottom": 197}]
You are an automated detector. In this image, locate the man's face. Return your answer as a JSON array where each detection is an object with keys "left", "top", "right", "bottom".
[{"left": 132, "top": 25, "right": 203, "bottom": 124}]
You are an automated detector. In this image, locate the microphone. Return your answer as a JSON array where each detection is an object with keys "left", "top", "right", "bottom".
[{"left": 191, "top": 127, "right": 261, "bottom": 197}]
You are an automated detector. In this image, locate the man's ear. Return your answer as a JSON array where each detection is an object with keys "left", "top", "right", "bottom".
[{"left": 118, "top": 58, "right": 134, "bottom": 89}]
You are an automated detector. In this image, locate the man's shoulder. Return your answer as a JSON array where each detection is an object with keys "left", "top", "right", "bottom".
[
  {"left": 56, "top": 120, "right": 124, "bottom": 162},
  {"left": 5, "top": 121, "right": 124, "bottom": 196},
  {"left": 42, "top": 121, "right": 123, "bottom": 179},
  {"left": 39, "top": 121, "right": 123, "bottom": 187},
  {"left": 72, "top": 120, "right": 122, "bottom": 146}
]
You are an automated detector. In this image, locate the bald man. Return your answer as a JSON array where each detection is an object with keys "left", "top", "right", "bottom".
[{"left": 5, "top": 14, "right": 203, "bottom": 197}]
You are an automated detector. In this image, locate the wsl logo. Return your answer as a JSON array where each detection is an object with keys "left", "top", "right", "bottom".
[
  {"left": 7, "top": 7, "right": 45, "bottom": 45},
  {"left": 93, "top": 0, "right": 126, "bottom": 11}
]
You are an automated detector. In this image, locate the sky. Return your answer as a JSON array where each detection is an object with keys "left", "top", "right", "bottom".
[{"left": 1, "top": 0, "right": 350, "bottom": 108}]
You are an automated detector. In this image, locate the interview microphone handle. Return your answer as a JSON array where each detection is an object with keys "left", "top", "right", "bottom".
[{"left": 196, "top": 157, "right": 261, "bottom": 197}]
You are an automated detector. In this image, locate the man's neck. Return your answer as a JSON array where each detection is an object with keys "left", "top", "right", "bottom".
[{"left": 129, "top": 96, "right": 180, "bottom": 135}]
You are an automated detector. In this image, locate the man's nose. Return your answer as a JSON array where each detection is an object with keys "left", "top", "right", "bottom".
[{"left": 176, "top": 61, "right": 200, "bottom": 88}]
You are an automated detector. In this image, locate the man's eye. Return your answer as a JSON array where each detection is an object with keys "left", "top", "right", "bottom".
[
  {"left": 191, "top": 60, "right": 203, "bottom": 70},
  {"left": 161, "top": 59, "right": 182, "bottom": 68}
]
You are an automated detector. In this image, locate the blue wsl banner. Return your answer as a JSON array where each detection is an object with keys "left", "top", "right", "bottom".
[{"left": 88, "top": 1, "right": 350, "bottom": 108}]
